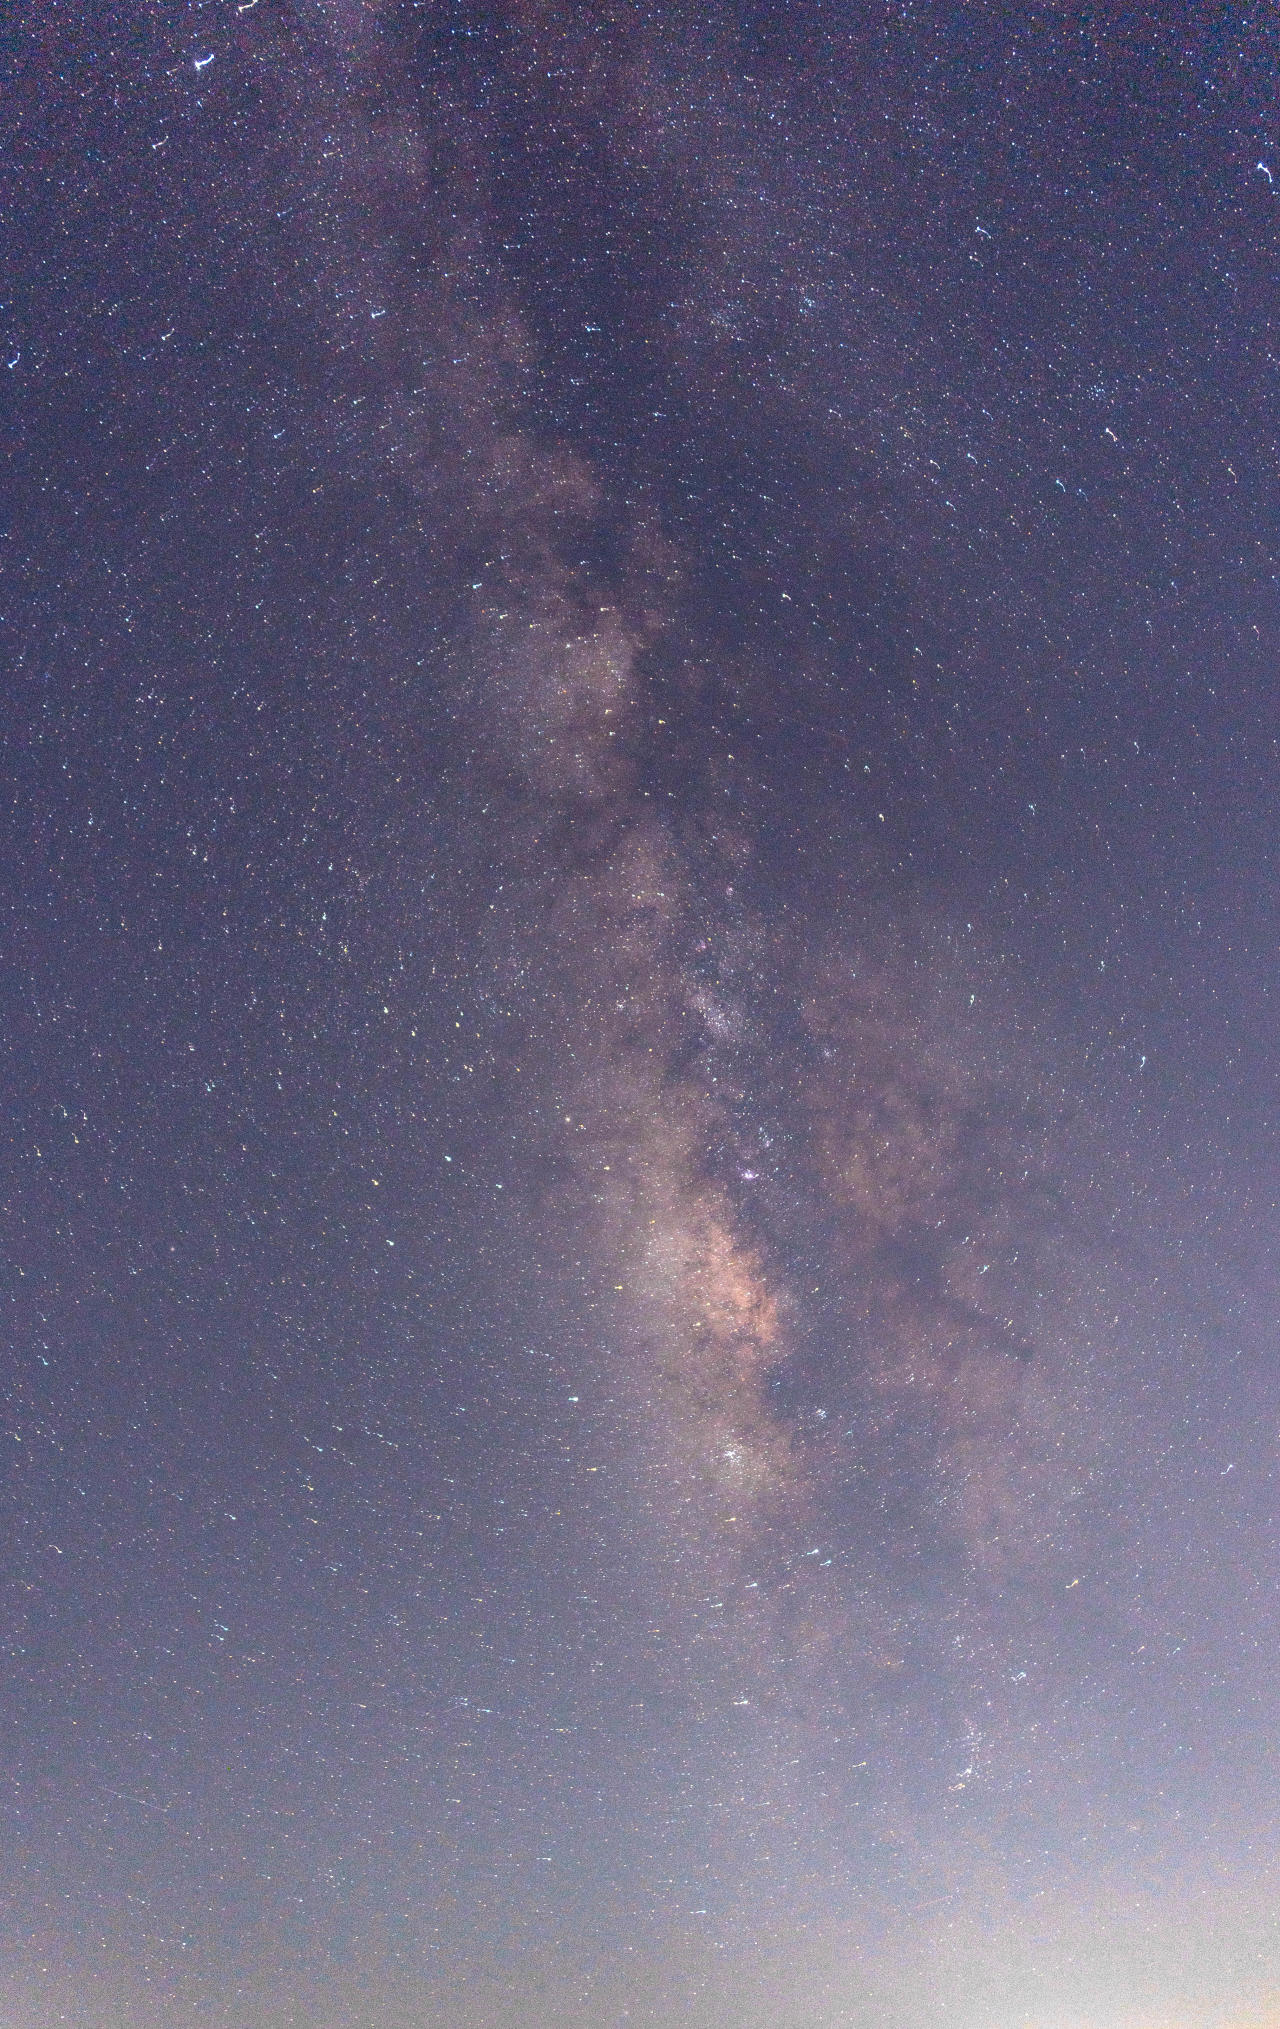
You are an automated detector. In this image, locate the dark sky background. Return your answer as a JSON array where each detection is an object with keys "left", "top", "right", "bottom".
[{"left": 3, "top": 4, "right": 1280, "bottom": 2025}]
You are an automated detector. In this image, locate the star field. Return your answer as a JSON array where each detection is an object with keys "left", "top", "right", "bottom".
[{"left": 3, "top": 5, "right": 1280, "bottom": 2027}]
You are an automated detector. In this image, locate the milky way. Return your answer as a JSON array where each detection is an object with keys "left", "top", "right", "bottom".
[
  {"left": 295, "top": 0, "right": 1100, "bottom": 1722},
  {"left": 4, "top": 6, "right": 1280, "bottom": 2027}
]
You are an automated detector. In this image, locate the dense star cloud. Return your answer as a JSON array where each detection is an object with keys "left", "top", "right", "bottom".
[{"left": 3, "top": 4, "right": 1280, "bottom": 2027}]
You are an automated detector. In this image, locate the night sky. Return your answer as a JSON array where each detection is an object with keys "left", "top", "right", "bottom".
[{"left": 4, "top": 5, "right": 1280, "bottom": 2026}]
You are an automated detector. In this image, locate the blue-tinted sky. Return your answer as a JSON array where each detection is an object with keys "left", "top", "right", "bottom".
[{"left": 3, "top": 4, "right": 1279, "bottom": 2025}]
